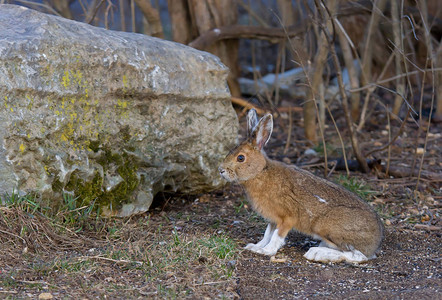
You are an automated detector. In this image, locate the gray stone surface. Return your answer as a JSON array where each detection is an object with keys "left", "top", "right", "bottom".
[{"left": 0, "top": 5, "right": 238, "bottom": 216}]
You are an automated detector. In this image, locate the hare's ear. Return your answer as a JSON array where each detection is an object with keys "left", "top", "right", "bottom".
[
  {"left": 247, "top": 108, "right": 259, "bottom": 138},
  {"left": 251, "top": 113, "right": 273, "bottom": 150}
]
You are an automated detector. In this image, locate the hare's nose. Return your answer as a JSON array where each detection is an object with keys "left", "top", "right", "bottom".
[{"left": 219, "top": 167, "right": 226, "bottom": 175}]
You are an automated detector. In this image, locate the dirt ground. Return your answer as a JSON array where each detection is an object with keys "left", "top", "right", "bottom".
[
  {"left": 1, "top": 186, "right": 440, "bottom": 299},
  {"left": 0, "top": 103, "right": 441, "bottom": 299}
]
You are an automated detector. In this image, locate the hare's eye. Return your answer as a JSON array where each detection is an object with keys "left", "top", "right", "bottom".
[{"left": 237, "top": 154, "right": 245, "bottom": 162}]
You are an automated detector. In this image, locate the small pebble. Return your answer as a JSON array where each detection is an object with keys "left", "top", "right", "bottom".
[{"left": 304, "top": 149, "right": 317, "bottom": 156}]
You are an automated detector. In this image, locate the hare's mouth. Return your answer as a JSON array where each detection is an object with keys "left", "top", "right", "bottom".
[{"left": 219, "top": 167, "right": 235, "bottom": 182}]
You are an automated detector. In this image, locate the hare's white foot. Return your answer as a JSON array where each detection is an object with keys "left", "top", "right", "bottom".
[
  {"left": 304, "top": 247, "right": 368, "bottom": 263},
  {"left": 244, "top": 243, "right": 262, "bottom": 252},
  {"left": 252, "top": 229, "right": 285, "bottom": 256},
  {"left": 244, "top": 223, "right": 276, "bottom": 251}
]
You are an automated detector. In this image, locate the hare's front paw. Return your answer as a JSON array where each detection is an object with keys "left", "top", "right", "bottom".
[
  {"left": 250, "top": 235, "right": 285, "bottom": 256},
  {"left": 244, "top": 243, "right": 278, "bottom": 255},
  {"left": 254, "top": 246, "right": 278, "bottom": 256},
  {"left": 244, "top": 243, "right": 262, "bottom": 252}
]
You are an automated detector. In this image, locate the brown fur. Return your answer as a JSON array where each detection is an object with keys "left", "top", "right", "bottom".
[{"left": 220, "top": 112, "right": 384, "bottom": 258}]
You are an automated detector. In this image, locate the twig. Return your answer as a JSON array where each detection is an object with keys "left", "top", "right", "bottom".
[
  {"left": 378, "top": 165, "right": 442, "bottom": 181},
  {"left": 283, "top": 108, "right": 293, "bottom": 155},
  {"left": 357, "top": 47, "right": 395, "bottom": 131},
  {"left": 327, "top": 160, "right": 338, "bottom": 177},
  {"left": 365, "top": 108, "right": 410, "bottom": 157},
  {"left": 320, "top": 1, "right": 370, "bottom": 173},
  {"left": 414, "top": 224, "right": 441, "bottom": 231},
  {"left": 194, "top": 280, "right": 231, "bottom": 286},
  {"left": 326, "top": 105, "right": 350, "bottom": 175},
  {"left": 273, "top": 40, "right": 284, "bottom": 107},
  {"left": 385, "top": 107, "right": 391, "bottom": 176},
  {"left": 349, "top": 68, "right": 442, "bottom": 93},
  {"left": 231, "top": 97, "right": 265, "bottom": 115},
  {"left": 0, "top": 228, "right": 27, "bottom": 244},
  {"left": 17, "top": 280, "right": 59, "bottom": 289},
  {"left": 237, "top": 1, "right": 269, "bottom": 27},
  {"left": 230, "top": 97, "right": 302, "bottom": 115},
  {"left": 14, "top": 0, "right": 62, "bottom": 16},
  {"left": 85, "top": 0, "right": 105, "bottom": 24},
  {"left": 415, "top": 2, "right": 435, "bottom": 191},
  {"left": 356, "top": 87, "right": 375, "bottom": 131},
  {"left": 79, "top": 255, "right": 143, "bottom": 265}
]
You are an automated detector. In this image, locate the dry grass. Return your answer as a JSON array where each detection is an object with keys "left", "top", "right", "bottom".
[{"left": 0, "top": 193, "right": 242, "bottom": 299}]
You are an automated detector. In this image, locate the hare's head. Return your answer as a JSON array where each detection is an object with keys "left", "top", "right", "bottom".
[{"left": 219, "top": 109, "right": 273, "bottom": 182}]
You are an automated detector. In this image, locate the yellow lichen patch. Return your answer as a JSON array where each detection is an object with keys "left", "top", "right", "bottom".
[
  {"left": 60, "top": 133, "right": 69, "bottom": 142},
  {"left": 122, "top": 75, "right": 128, "bottom": 88},
  {"left": 26, "top": 94, "right": 34, "bottom": 110},
  {"left": 19, "top": 143, "right": 25, "bottom": 153},
  {"left": 44, "top": 165, "right": 50, "bottom": 175},
  {"left": 73, "top": 69, "right": 83, "bottom": 87},
  {"left": 117, "top": 99, "right": 128, "bottom": 109},
  {"left": 62, "top": 70, "right": 71, "bottom": 88}
]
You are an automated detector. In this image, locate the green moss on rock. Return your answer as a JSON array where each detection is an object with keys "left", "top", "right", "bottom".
[{"left": 65, "top": 146, "right": 141, "bottom": 215}]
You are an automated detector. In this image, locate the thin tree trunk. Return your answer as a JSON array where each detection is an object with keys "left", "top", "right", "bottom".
[
  {"left": 167, "top": 0, "right": 195, "bottom": 44},
  {"left": 119, "top": 0, "right": 126, "bottom": 31},
  {"left": 391, "top": 0, "right": 406, "bottom": 116},
  {"left": 304, "top": 0, "right": 337, "bottom": 144},
  {"left": 134, "top": 0, "right": 164, "bottom": 38},
  {"left": 49, "top": 0, "right": 73, "bottom": 19},
  {"left": 187, "top": 0, "right": 241, "bottom": 97},
  {"left": 336, "top": 20, "right": 361, "bottom": 121},
  {"left": 360, "top": 0, "right": 387, "bottom": 86},
  {"left": 436, "top": 42, "right": 442, "bottom": 122}
]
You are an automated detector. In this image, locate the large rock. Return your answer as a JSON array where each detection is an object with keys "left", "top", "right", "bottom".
[{"left": 0, "top": 5, "right": 238, "bottom": 216}]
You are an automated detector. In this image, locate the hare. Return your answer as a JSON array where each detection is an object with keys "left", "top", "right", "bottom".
[{"left": 219, "top": 109, "right": 383, "bottom": 263}]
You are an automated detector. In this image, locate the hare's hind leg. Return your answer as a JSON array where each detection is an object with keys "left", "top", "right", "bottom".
[
  {"left": 304, "top": 247, "right": 368, "bottom": 264},
  {"left": 245, "top": 223, "right": 276, "bottom": 251}
]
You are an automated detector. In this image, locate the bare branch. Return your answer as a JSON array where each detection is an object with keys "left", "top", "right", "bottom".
[{"left": 188, "top": 24, "right": 306, "bottom": 50}]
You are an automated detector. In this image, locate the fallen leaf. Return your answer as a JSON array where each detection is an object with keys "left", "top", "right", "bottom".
[
  {"left": 270, "top": 256, "right": 288, "bottom": 263},
  {"left": 38, "top": 293, "right": 53, "bottom": 300},
  {"left": 374, "top": 141, "right": 383, "bottom": 147},
  {"left": 199, "top": 195, "right": 210, "bottom": 203},
  {"left": 416, "top": 148, "right": 425, "bottom": 155}
]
